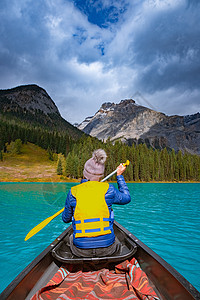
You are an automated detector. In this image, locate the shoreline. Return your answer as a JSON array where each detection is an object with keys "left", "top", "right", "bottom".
[{"left": 0, "top": 176, "right": 199, "bottom": 183}]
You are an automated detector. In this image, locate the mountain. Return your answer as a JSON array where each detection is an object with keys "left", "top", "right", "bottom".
[
  {"left": 0, "top": 84, "right": 83, "bottom": 138},
  {"left": 78, "top": 99, "right": 200, "bottom": 154}
]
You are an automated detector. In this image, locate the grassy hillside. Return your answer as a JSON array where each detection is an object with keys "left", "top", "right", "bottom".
[{"left": 0, "top": 142, "right": 77, "bottom": 182}]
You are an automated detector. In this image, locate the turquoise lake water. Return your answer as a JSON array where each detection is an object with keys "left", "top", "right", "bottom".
[{"left": 0, "top": 182, "right": 199, "bottom": 293}]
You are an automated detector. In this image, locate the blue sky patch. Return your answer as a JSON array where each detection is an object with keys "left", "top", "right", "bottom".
[{"left": 72, "top": 0, "right": 128, "bottom": 28}]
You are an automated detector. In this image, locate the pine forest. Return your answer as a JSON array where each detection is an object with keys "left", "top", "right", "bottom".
[{"left": 0, "top": 118, "right": 199, "bottom": 182}]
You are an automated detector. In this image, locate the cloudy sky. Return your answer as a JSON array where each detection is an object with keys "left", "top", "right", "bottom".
[{"left": 0, "top": 0, "right": 199, "bottom": 123}]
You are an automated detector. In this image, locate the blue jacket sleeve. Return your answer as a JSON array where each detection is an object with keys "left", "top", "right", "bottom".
[
  {"left": 62, "top": 190, "right": 73, "bottom": 223},
  {"left": 112, "top": 175, "right": 131, "bottom": 205}
]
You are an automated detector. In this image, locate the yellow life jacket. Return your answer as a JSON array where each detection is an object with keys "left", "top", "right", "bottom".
[{"left": 71, "top": 181, "right": 111, "bottom": 238}]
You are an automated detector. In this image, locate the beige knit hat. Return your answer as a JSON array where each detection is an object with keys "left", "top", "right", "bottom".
[{"left": 83, "top": 149, "right": 107, "bottom": 181}]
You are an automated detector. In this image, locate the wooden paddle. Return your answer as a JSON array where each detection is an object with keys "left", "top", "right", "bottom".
[{"left": 24, "top": 160, "right": 129, "bottom": 241}]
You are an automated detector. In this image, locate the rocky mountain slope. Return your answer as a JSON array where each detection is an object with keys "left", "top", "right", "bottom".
[
  {"left": 78, "top": 99, "right": 200, "bottom": 154},
  {"left": 0, "top": 84, "right": 82, "bottom": 137}
]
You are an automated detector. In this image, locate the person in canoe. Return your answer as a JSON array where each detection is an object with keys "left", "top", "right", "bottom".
[{"left": 62, "top": 149, "right": 131, "bottom": 257}]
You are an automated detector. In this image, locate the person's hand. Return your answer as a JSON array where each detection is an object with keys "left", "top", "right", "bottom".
[{"left": 117, "top": 163, "right": 126, "bottom": 176}]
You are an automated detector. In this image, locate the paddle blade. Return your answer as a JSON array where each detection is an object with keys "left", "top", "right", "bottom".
[
  {"left": 24, "top": 207, "right": 64, "bottom": 241},
  {"left": 123, "top": 160, "right": 130, "bottom": 167}
]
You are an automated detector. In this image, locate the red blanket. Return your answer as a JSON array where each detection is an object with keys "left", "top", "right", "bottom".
[{"left": 31, "top": 258, "right": 159, "bottom": 300}]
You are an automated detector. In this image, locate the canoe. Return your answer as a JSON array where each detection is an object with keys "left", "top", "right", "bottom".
[{"left": 1, "top": 221, "right": 199, "bottom": 300}]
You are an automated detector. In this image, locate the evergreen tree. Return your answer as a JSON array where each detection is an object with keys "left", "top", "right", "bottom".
[
  {"left": 149, "top": 148, "right": 155, "bottom": 181},
  {"left": 159, "top": 160, "right": 165, "bottom": 181},
  {"left": 133, "top": 148, "right": 139, "bottom": 181},
  {"left": 65, "top": 152, "right": 76, "bottom": 177},
  {"left": 177, "top": 150, "right": 185, "bottom": 181},
  {"left": 10, "top": 139, "right": 23, "bottom": 154},
  {"left": 57, "top": 157, "right": 63, "bottom": 175},
  {"left": 138, "top": 144, "right": 146, "bottom": 181},
  {"left": 15, "top": 139, "right": 23, "bottom": 154},
  {"left": 154, "top": 149, "right": 160, "bottom": 181},
  {"left": 174, "top": 160, "right": 179, "bottom": 181},
  {"left": 169, "top": 149, "right": 176, "bottom": 181},
  {"left": 47, "top": 147, "right": 54, "bottom": 161}
]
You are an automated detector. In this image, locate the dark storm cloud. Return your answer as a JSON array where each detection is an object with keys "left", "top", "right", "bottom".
[
  {"left": 0, "top": 0, "right": 50, "bottom": 85},
  {"left": 0, "top": 1, "right": 48, "bottom": 56},
  {"left": 125, "top": 2, "right": 200, "bottom": 93}
]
